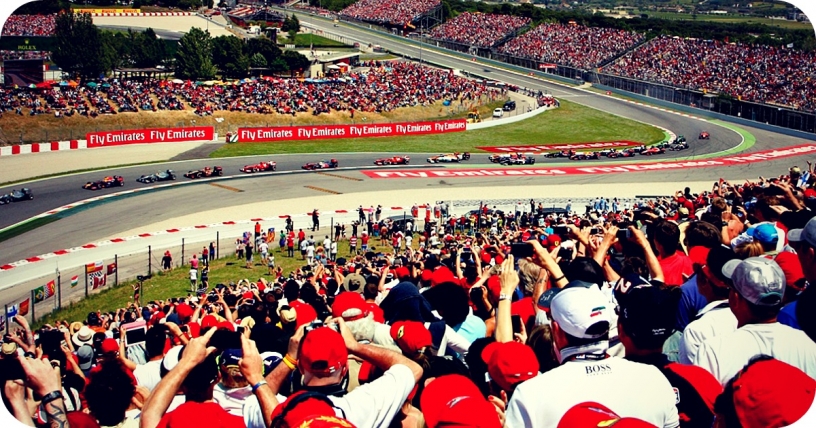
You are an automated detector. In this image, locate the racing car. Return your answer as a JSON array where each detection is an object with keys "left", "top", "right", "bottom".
[
  {"left": 569, "top": 151, "right": 600, "bottom": 161},
  {"left": 83, "top": 176, "right": 124, "bottom": 190},
  {"left": 544, "top": 150, "right": 574, "bottom": 159},
  {"left": 500, "top": 154, "right": 536, "bottom": 165},
  {"left": 669, "top": 140, "right": 690, "bottom": 151},
  {"left": 698, "top": 132, "right": 710, "bottom": 140},
  {"left": 606, "top": 148, "right": 637, "bottom": 158},
  {"left": 302, "top": 159, "right": 339, "bottom": 170},
  {"left": 374, "top": 156, "right": 410, "bottom": 165},
  {"left": 0, "top": 188, "right": 33, "bottom": 204},
  {"left": 184, "top": 166, "right": 223, "bottom": 179},
  {"left": 240, "top": 161, "right": 277, "bottom": 173},
  {"left": 641, "top": 147, "right": 665, "bottom": 156},
  {"left": 427, "top": 152, "right": 470, "bottom": 163},
  {"left": 136, "top": 170, "right": 176, "bottom": 183}
]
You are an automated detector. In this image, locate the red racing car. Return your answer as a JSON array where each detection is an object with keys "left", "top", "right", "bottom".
[
  {"left": 641, "top": 147, "right": 665, "bottom": 156},
  {"left": 698, "top": 132, "right": 710, "bottom": 140},
  {"left": 302, "top": 159, "right": 339, "bottom": 170},
  {"left": 374, "top": 156, "right": 410, "bottom": 165},
  {"left": 607, "top": 148, "right": 637, "bottom": 158},
  {"left": 184, "top": 166, "right": 223, "bottom": 179},
  {"left": 83, "top": 175, "right": 124, "bottom": 191},
  {"left": 240, "top": 161, "right": 277, "bottom": 173}
]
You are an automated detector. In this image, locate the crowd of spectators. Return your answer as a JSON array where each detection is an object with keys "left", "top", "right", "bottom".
[
  {"left": 427, "top": 12, "right": 530, "bottom": 49},
  {"left": 4, "top": 161, "right": 816, "bottom": 428},
  {"left": 603, "top": 36, "right": 816, "bottom": 113},
  {"left": 1, "top": 14, "right": 57, "bottom": 37},
  {"left": 339, "top": 0, "right": 441, "bottom": 27},
  {"left": 498, "top": 23, "right": 646, "bottom": 70},
  {"left": 0, "top": 51, "right": 51, "bottom": 61},
  {"left": 292, "top": 4, "right": 337, "bottom": 18},
  {"left": 0, "top": 61, "right": 502, "bottom": 118}
]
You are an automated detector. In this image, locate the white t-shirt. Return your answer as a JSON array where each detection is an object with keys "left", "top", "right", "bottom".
[
  {"left": 694, "top": 322, "right": 816, "bottom": 385},
  {"left": 243, "top": 364, "right": 415, "bottom": 428},
  {"left": 133, "top": 359, "right": 163, "bottom": 392},
  {"left": 323, "top": 238, "right": 331, "bottom": 249},
  {"left": 678, "top": 300, "right": 736, "bottom": 365},
  {"left": 506, "top": 357, "right": 680, "bottom": 428},
  {"left": 189, "top": 269, "right": 197, "bottom": 281},
  {"left": 331, "top": 242, "right": 338, "bottom": 254},
  {"left": 306, "top": 246, "right": 315, "bottom": 259},
  {"left": 405, "top": 235, "right": 413, "bottom": 248},
  {"left": 259, "top": 242, "right": 269, "bottom": 254},
  {"left": 213, "top": 384, "right": 253, "bottom": 417}
]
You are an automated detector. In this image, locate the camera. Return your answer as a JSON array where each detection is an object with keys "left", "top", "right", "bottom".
[{"left": 207, "top": 294, "right": 219, "bottom": 303}]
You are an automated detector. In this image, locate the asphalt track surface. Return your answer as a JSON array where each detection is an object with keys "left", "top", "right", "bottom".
[{"left": 1, "top": 15, "right": 815, "bottom": 267}]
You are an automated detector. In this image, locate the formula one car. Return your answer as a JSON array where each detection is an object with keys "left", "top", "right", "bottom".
[
  {"left": 83, "top": 176, "right": 124, "bottom": 190},
  {"left": 641, "top": 147, "right": 665, "bottom": 156},
  {"left": 698, "top": 132, "right": 710, "bottom": 140},
  {"left": 302, "top": 159, "right": 339, "bottom": 170},
  {"left": 500, "top": 154, "right": 536, "bottom": 165},
  {"left": 427, "top": 152, "right": 470, "bottom": 163},
  {"left": 569, "top": 151, "right": 600, "bottom": 161},
  {"left": 675, "top": 135, "right": 687, "bottom": 143},
  {"left": 0, "top": 188, "right": 33, "bottom": 204},
  {"left": 240, "top": 161, "right": 277, "bottom": 173},
  {"left": 606, "top": 148, "right": 637, "bottom": 158},
  {"left": 374, "top": 156, "right": 410, "bottom": 165},
  {"left": 184, "top": 166, "right": 223, "bottom": 179},
  {"left": 544, "top": 150, "right": 574, "bottom": 159},
  {"left": 669, "top": 140, "right": 690, "bottom": 151},
  {"left": 488, "top": 154, "right": 511, "bottom": 163},
  {"left": 136, "top": 170, "right": 176, "bottom": 183}
]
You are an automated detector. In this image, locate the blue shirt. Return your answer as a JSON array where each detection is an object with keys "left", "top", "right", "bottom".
[
  {"left": 675, "top": 275, "right": 708, "bottom": 331},
  {"left": 454, "top": 313, "right": 487, "bottom": 344},
  {"left": 779, "top": 301, "right": 801, "bottom": 329}
]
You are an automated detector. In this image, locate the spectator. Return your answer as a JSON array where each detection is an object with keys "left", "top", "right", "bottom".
[
  {"left": 654, "top": 221, "right": 694, "bottom": 286},
  {"left": 340, "top": 0, "right": 441, "bottom": 27},
  {"left": 428, "top": 12, "right": 530, "bottom": 48},
  {"left": 1, "top": 14, "right": 56, "bottom": 37}
]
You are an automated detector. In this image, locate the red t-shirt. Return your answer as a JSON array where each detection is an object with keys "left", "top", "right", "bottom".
[
  {"left": 365, "top": 302, "right": 385, "bottom": 323},
  {"left": 659, "top": 252, "right": 694, "bottom": 286},
  {"left": 361, "top": 235, "right": 369, "bottom": 245},
  {"left": 156, "top": 401, "right": 245, "bottom": 428},
  {"left": 511, "top": 297, "right": 535, "bottom": 329}
]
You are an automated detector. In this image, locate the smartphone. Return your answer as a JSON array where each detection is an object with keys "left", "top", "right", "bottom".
[
  {"left": 209, "top": 330, "right": 242, "bottom": 350},
  {"left": 244, "top": 299, "right": 255, "bottom": 306},
  {"left": 553, "top": 225, "right": 569, "bottom": 236},
  {"left": 510, "top": 243, "right": 534, "bottom": 259},
  {"left": 236, "top": 326, "right": 245, "bottom": 335},
  {"left": 590, "top": 228, "right": 602, "bottom": 235},
  {"left": 511, "top": 315, "right": 523, "bottom": 334},
  {"left": 124, "top": 319, "right": 147, "bottom": 347},
  {"left": 207, "top": 294, "right": 219, "bottom": 303},
  {"left": 616, "top": 229, "right": 631, "bottom": 240}
]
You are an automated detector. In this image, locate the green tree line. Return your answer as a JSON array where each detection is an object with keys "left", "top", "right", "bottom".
[{"left": 52, "top": 12, "right": 311, "bottom": 80}]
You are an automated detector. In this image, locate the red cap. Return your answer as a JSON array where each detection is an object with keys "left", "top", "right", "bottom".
[
  {"left": 420, "top": 269, "right": 433, "bottom": 284},
  {"left": 269, "top": 390, "right": 356, "bottom": 428},
  {"left": 431, "top": 267, "right": 457, "bottom": 287},
  {"left": 295, "top": 304, "right": 318, "bottom": 329},
  {"left": 804, "top": 188, "right": 816, "bottom": 199},
  {"left": 217, "top": 321, "right": 235, "bottom": 332},
  {"left": 390, "top": 321, "right": 432, "bottom": 356},
  {"left": 331, "top": 292, "right": 368, "bottom": 321},
  {"left": 175, "top": 303, "right": 193, "bottom": 320},
  {"left": 774, "top": 251, "right": 805, "bottom": 291},
  {"left": 394, "top": 266, "right": 411, "bottom": 280},
  {"left": 200, "top": 315, "right": 218, "bottom": 330},
  {"left": 101, "top": 338, "right": 119, "bottom": 354},
  {"left": 732, "top": 358, "right": 816, "bottom": 428},
  {"left": 481, "top": 342, "right": 539, "bottom": 392},
  {"left": 688, "top": 246, "right": 710, "bottom": 268},
  {"left": 66, "top": 411, "right": 102, "bottom": 428},
  {"left": 298, "top": 327, "right": 348, "bottom": 376},
  {"left": 485, "top": 276, "right": 502, "bottom": 302},
  {"left": 558, "top": 402, "right": 657, "bottom": 428},
  {"left": 420, "top": 375, "right": 502, "bottom": 428},
  {"left": 542, "top": 235, "right": 561, "bottom": 251}
]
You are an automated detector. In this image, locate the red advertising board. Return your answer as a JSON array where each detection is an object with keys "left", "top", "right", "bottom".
[
  {"left": 237, "top": 120, "right": 467, "bottom": 143},
  {"left": 86, "top": 127, "right": 214, "bottom": 147},
  {"left": 362, "top": 145, "right": 816, "bottom": 179},
  {"left": 477, "top": 141, "right": 639, "bottom": 153}
]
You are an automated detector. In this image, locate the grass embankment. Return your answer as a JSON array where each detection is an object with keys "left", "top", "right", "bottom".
[
  {"left": 641, "top": 11, "right": 813, "bottom": 30},
  {"left": 279, "top": 34, "right": 350, "bottom": 47},
  {"left": 34, "top": 240, "right": 364, "bottom": 329},
  {"left": 209, "top": 99, "right": 666, "bottom": 157}
]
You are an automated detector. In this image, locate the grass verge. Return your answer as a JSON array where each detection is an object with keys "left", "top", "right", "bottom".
[
  {"left": 279, "top": 34, "right": 350, "bottom": 47},
  {"left": 0, "top": 216, "right": 60, "bottom": 243},
  {"left": 209, "top": 99, "right": 666, "bottom": 157}
]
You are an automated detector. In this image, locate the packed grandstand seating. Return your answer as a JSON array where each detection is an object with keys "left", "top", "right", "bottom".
[
  {"left": 0, "top": 50, "right": 51, "bottom": 61},
  {"left": 427, "top": 12, "right": 531, "bottom": 48},
  {"left": 603, "top": 36, "right": 816, "bottom": 113},
  {"left": 0, "top": 61, "right": 502, "bottom": 117},
  {"left": 339, "top": 0, "right": 441, "bottom": 27},
  {"left": 4, "top": 166, "right": 816, "bottom": 428},
  {"left": 293, "top": 4, "right": 337, "bottom": 17},
  {"left": 1, "top": 14, "right": 57, "bottom": 37},
  {"left": 498, "top": 23, "right": 646, "bottom": 70}
]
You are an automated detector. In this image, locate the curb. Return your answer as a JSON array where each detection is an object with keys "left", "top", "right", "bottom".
[{"left": 90, "top": 12, "right": 193, "bottom": 17}]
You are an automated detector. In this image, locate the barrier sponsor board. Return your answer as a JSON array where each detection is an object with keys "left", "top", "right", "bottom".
[
  {"left": 75, "top": 8, "right": 140, "bottom": 14},
  {"left": 477, "top": 141, "right": 639, "bottom": 153},
  {"left": 86, "top": 127, "right": 214, "bottom": 147},
  {"left": 362, "top": 145, "right": 816, "bottom": 179},
  {"left": 237, "top": 120, "right": 467, "bottom": 142}
]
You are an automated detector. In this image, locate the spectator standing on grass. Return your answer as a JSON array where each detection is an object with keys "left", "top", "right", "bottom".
[
  {"left": 210, "top": 242, "right": 216, "bottom": 261},
  {"left": 245, "top": 241, "right": 254, "bottom": 269},
  {"left": 236, "top": 239, "right": 244, "bottom": 260},
  {"left": 350, "top": 234, "right": 358, "bottom": 254},
  {"left": 190, "top": 253, "right": 199, "bottom": 270},
  {"left": 202, "top": 246, "right": 209, "bottom": 267},
  {"left": 255, "top": 221, "right": 262, "bottom": 241},
  {"left": 189, "top": 265, "right": 198, "bottom": 292},
  {"left": 259, "top": 239, "right": 269, "bottom": 264},
  {"left": 267, "top": 253, "right": 275, "bottom": 275},
  {"left": 286, "top": 231, "right": 295, "bottom": 258},
  {"left": 162, "top": 250, "right": 172, "bottom": 271},
  {"left": 312, "top": 209, "right": 320, "bottom": 231}
]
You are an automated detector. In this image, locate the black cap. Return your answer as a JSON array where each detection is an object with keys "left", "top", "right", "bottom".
[
  {"left": 618, "top": 285, "right": 678, "bottom": 348},
  {"left": 706, "top": 245, "right": 738, "bottom": 284}
]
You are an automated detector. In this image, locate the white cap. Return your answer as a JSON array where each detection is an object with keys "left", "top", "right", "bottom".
[
  {"left": 788, "top": 217, "right": 816, "bottom": 248},
  {"left": 550, "top": 286, "right": 611, "bottom": 340},
  {"left": 722, "top": 257, "right": 785, "bottom": 307}
]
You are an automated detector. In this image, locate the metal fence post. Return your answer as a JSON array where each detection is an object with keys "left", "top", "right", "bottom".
[
  {"left": 181, "top": 238, "right": 185, "bottom": 268},
  {"left": 30, "top": 291, "right": 35, "bottom": 323},
  {"left": 115, "top": 254, "right": 119, "bottom": 286},
  {"left": 85, "top": 269, "right": 89, "bottom": 297},
  {"left": 216, "top": 232, "right": 220, "bottom": 259},
  {"left": 57, "top": 270, "right": 61, "bottom": 310},
  {"left": 4, "top": 305, "right": 8, "bottom": 334},
  {"left": 148, "top": 245, "right": 152, "bottom": 276}
]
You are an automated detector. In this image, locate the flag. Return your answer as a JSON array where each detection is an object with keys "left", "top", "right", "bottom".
[
  {"left": 86, "top": 261, "right": 103, "bottom": 274},
  {"left": 33, "top": 286, "right": 45, "bottom": 303},
  {"left": 107, "top": 262, "right": 117, "bottom": 275},
  {"left": 6, "top": 304, "right": 18, "bottom": 318},
  {"left": 44, "top": 280, "right": 55, "bottom": 299},
  {"left": 86, "top": 260, "right": 107, "bottom": 290},
  {"left": 18, "top": 299, "right": 29, "bottom": 317},
  {"left": 71, "top": 275, "right": 79, "bottom": 288},
  {"left": 0, "top": 315, "right": 4, "bottom": 331}
]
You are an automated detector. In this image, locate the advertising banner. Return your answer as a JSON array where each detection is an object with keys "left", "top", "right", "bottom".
[
  {"left": 237, "top": 120, "right": 467, "bottom": 143},
  {"left": 478, "top": 141, "right": 640, "bottom": 153},
  {"left": 86, "top": 127, "right": 214, "bottom": 147}
]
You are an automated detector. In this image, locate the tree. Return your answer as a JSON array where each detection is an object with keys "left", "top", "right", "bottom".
[
  {"left": 247, "top": 37, "right": 282, "bottom": 66},
  {"left": 269, "top": 57, "right": 289, "bottom": 74},
  {"left": 282, "top": 14, "right": 300, "bottom": 33},
  {"left": 281, "top": 50, "right": 310, "bottom": 75},
  {"left": 250, "top": 53, "right": 268, "bottom": 68},
  {"left": 174, "top": 27, "right": 216, "bottom": 79},
  {"left": 53, "top": 12, "right": 116, "bottom": 78},
  {"left": 14, "top": 0, "right": 69, "bottom": 14},
  {"left": 211, "top": 35, "right": 249, "bottom": 78}
]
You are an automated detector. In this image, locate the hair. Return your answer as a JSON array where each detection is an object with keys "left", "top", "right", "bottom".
[
  {"left": 743, "top": 295, "right": 782, "bottom": 321},
  {"left": 145, "top": 325, "right": 167, "bottom": 359},
  {"left": 527, "top": 325, "right": 559, "bottom": 375},
  {"left": 619, "top": 257, "right": 649, "bottom": 279},
  {"left": 283, "top": 280, "right": 300, "bottom": 301},
  {"left": 465, "top": 336, "right": 496, "bottom": 398},
  {"left": 714, "top": 355, "right": 776, "bottom": 428},
  {"left": 654, "top": 221, "right": 681, "bottom": 255},
  {"left": 756, "top": 195, "right": 782, "bottom": 221},
  {"left": 182, "top": 354, "right": 219, "bottom": 400},
  {"left": 685, "top": 221, "right": 723, "bottom": 249},
  {"left": 363, "top": 282, "right": 379, "bottom": 300},
  {"left": 85, "top": 360, "right": 136, "bottom": 426},
  {"left": 564, "top": 257, "right": 605, "bottom": 286},
  {"left": 517, "top": 258, "right": 542, "bottom": 295},
  {"left": 424, "top": 282, "right": 469, "bottom": 327},
  {"left": 734, "top": 240, "right": 764, "bottom": 258},
  {"left": 710, "top": 198, "right": 728, "bottom": 216},
  {"left": 694, "top": 264, "right": 730, "bottom": 300}
]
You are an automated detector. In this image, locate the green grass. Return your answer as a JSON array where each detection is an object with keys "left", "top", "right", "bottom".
[
  {"left": 209, "top": 99, "right": 666, "bottom": 157},
  {"left": 641, "top": 11, "right": 813, "bottom": 30},
  {"left": 0, "top": 216, "right": 60, "bottom": 244},
  {"left": 279, "top": 34, "right": 350, "bottom": 47},
  {"left": 33, "top": 240, "right": 363, "bottom": 329}
]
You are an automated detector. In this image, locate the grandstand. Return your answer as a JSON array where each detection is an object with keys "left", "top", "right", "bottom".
[{"left": 226, "top": 6, "right": 286, "bottom": 28}]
